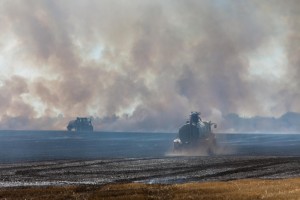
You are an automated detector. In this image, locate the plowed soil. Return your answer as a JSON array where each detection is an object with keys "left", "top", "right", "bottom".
[{"left": 1, "top": 156, "right": 300, "bottom": 187}]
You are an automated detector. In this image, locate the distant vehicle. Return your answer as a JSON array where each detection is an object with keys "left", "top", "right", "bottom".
[
  {"left": 67, "top": 117, "right": 93, "bottom": 131},
  {"left": 173, "top": 112, "right": 217, "bottom": 154}
]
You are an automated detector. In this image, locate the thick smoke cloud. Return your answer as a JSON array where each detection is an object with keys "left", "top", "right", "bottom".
[{"left": 0, "top": 0, "right": 299, "bottom": 131}]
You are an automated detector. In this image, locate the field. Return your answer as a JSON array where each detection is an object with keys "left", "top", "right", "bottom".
[
  {"left": 1, "top": 178, "right": 300, "bottom": 199},
  {"left": 1, "top": 132, "right": 300, "bottom": 199},
  {"left": 0, "top": 156, "right": 300, "bottom": 199}
]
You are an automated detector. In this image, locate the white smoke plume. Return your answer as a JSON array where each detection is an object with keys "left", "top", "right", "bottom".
[{"left": 0, "top": 0, "right": 299, "bottom": 131}]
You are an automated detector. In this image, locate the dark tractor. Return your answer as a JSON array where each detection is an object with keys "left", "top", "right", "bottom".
[
  {"left": 173, "top": 112, "right": 217, "bottom": 154},
  {"left": 67, "top": 117, "right": 93, "bottom": 131}
]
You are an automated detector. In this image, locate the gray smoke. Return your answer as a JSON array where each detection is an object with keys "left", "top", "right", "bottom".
[{"left": 0, "top": 0, "right": 299, "bottom": 131}]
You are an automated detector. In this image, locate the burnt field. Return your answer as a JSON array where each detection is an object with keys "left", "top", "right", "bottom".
[
  {"left": 1, "top": 131, "right": 300, "bottom": 163},
  {"left": 1, "top": 156, "right": 300, "bottom": 187},
  {"left": 1, "top": 131, "right": 300, "bottom": 187}
]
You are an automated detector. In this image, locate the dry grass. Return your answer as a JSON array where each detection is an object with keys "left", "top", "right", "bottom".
[{"left": 1, "top": 178, "right": 300, "bottom": 200}]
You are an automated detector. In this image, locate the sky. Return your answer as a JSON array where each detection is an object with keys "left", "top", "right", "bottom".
[{"left": 0, "top": 0, "right": 300, "bottom": 131}]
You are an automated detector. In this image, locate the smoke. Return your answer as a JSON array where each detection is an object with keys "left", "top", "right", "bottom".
[{"left": 0, "top": 0, "right": 300, "bottom": 131}]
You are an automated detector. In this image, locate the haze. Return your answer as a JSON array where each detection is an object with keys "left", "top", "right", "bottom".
[{"left": 0, "top": 0, "right": 299, "bottom": 132}]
